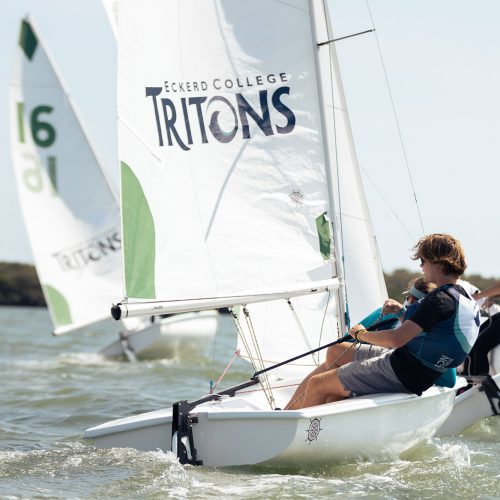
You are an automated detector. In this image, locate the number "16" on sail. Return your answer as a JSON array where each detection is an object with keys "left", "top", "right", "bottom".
[{"left": 16, "top": 102, "right": 58, "bottom": 194}]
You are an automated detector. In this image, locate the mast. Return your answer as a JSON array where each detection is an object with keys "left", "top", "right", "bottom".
[
  {"left": 309, "top": 0, "right": 347, "bottom": 336},
  {"left": 309, "top": 0, "right": 388, "bottom": 326}
]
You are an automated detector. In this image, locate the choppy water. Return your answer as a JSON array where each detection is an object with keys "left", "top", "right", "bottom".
[{"left": 1, "top": 305, "right": 500, "bottom": 499}]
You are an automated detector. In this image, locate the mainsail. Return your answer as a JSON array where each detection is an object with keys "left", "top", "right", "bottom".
[
  {"left": 9, "top": 18, "right": 123, "bottom": 334},
  {"left": 119, "top": 0, "right": 336, "bottom": 298},
  {"left": 236, "top": 0, "right": 388, "bottom": 378},
  {"left": 116, "top": 0, "right": 386, "bottom": 377}
]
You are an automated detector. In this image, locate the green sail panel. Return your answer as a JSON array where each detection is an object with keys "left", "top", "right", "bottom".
[
  {"left": 316, "top": 212, "right": 332, "bottom": 260},
  {"left": 43, "top": 284, "right": 72, "bottom": 326},
  {"left": 19, "top": 19, "right": 38, "bottom": 61},
  {"left": 121, "top": 161, "right": 156, "bottom": 298}
]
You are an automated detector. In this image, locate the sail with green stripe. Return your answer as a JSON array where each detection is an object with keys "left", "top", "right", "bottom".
[{"left": 9, "top": 17, "right": 123, "bottom": 334}]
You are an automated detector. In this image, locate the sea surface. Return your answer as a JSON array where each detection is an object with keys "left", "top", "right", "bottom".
[{"left": 1, "top": 305, "right": 500, "bottom": 499}]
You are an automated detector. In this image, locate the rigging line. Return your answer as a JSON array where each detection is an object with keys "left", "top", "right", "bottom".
[
  {"left": 318, "top": 29, "right": 375, "bottom": 46},
  {"left": 210, "top": 349, "right": 240, "bottom": 394},
  {"left": 231, "top": 307, "right": 254, "bottom": 368},
  {"left": 317, "top": 289, "right": 331, "bottom": 350},
  {"left": 209, "top": 310, "right": 222, "bottom": 393},
  {"left": 240, "top": 354, "right": 317, "bottom": 367},
  {"left": 365, "top": 0, "right": 425, "bottom": 235},
  {"left": 243, "top": 306, "right": 276, "bottom": 409},
  {"left": 360, "top": 165, "right": 416, "bottom": 242},
  {"left": 287, "top": 299, "right": 319, "bottom": 366},
  {"left": 326, "top": 340, "right": 359, "bottom": 370}
]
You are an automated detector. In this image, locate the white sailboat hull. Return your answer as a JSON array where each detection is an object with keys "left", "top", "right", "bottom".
[
  {"left": 437, "top": 372, "right": 500, "bottom": 435},
  {"left": 84, "top": 379, "right": 463, "bottom": 467},
  {"left": 437, "top": 345, "right": 500, "bottom": 435},
  {"left": 99, "top": 310, "right": 219, "bottom": 360}
]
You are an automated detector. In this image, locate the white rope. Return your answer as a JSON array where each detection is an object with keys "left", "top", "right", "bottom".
[
  {"left": 365, "top": 0, "right": 425, "bottom": 235},
  {"left": 243, "top": 307, "right": 276, "bottom": 409}
]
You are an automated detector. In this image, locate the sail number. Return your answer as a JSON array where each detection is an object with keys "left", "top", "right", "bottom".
[{"left": 16, "top": 102, "right": 58, "bottom": 193}]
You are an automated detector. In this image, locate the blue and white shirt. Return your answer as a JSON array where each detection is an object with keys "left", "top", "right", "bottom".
[{"left": 407, "top": 284, "right": 480, "bottom": 371}]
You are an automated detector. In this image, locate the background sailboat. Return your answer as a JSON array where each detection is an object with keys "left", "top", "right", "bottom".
[
  {"left": 84, "top": 0, "right": 463, "bottom": 466},
  {"left": 9, "top": 17, "right": 219, "bottom": 360}
]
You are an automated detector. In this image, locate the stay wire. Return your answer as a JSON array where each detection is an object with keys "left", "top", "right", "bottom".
[
  {"left": 365, "top": 0, "right": 425, "bottom": 235},
  {"left": 360, "top": 166, "right": 416, "bottom": 242},
  {"left": 319, "top": 2, "right": 349, "bottom": 331},
  {"left": 317, "top": 289, "right": 332, "bottom": 351},
  {"left": 243, "top": 307, "right": 276, "bottom": 409},
  {"left": 288, "top": 299, "right": 319, "bottom": 366}
]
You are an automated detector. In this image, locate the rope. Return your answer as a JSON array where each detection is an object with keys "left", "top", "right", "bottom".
[
  {"left": 318, "top": 289, "right": 332, "bottom": 350},
  {"left": 230, "top": 307, "right": 254, "bottom": 368},
  {"left": 286, "top": 340, "right": 360, "bottom": 409},
  {"left": 210, "top": 349, "right": 240, "bottom": 394},
  {"left": 243, "top": 307, "right": 276, "bottom": 409},
  {"left": 360, "top": 166, "right": 416, "bottom": 242},
  {"left": 365, "top": 0, "right": 425, "bottom": 235},
  {"left": 287, "top": 299, "right": 319, "bottom": 366},
  {"left": 326, "top": 339, "right": 359, "bottom": 370}
]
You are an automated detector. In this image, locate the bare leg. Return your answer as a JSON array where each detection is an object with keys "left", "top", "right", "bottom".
[
  {"left": 297, "top": 368, "right": 350, "bottom": 409},
  {"left": 285, "top": 342, "right": 356, "bottom": 410},
  {"left": 284, "top": 362, "right": 326, "bottom": 410},
  {"left": 325, "top": 342, "right": 357, "bottom": 369}
]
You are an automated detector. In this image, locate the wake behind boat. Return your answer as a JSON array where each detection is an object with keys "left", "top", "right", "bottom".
[
  {"left": 9, "top": 17, "right": 219, "bottom": 360},
  {"left": 83, "top": 0, "right": 466, "bottom": 466}
]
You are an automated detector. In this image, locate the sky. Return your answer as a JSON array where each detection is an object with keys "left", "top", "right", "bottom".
[{"left": 0, "top": 0, "right": 499, "bottom": 279}]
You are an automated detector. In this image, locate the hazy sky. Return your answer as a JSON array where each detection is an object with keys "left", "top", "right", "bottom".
[{"left": 1, "top": 0, "right": 499, "bottom": 278}]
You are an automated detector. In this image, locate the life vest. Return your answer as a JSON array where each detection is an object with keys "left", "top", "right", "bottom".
[{"left": 406, "top": 284, "right": 480, "bottom": 372}]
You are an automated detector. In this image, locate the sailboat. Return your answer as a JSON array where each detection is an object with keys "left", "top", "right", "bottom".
[
  {"left": 83, "top": 0, "right": 464, "bottom": 465},
  {"left": 437, "top": 284, "right": 500, "bottom": 434},
  {"left": 9, "top": 17, "right": 219, "bottom": 360},
  {"left": 437, "top": 365, "right": 500, "bottom": 435}
]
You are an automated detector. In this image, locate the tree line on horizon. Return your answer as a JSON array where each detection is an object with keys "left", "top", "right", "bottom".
[{"left": 0, "top": 261, "right": 498, "bottom": 308}]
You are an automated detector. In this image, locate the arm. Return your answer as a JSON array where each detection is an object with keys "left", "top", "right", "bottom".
[
  {"left": 349, "top": 320, "right": 422, "bottom": 349},
  {"left": 473, "top": 281, "right": 500, "bottom": 301},
  {"left": 381, "top": 298, "right": 405, "bottom": 316}
]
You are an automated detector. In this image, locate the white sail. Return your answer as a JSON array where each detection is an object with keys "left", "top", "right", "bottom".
[
  {"left": 9, "top": 18, "right": 123, "bottom": 334},
  {"left": 117, "top": 0, "right": 350, "bottom": 377},
  {"left": 102, "top": 0, "right": 119, "bottom": 37},
  {"left": 315, "top": 3, "right": 388, "bottom": 324},
  {"left": 116, "top": 0, "right": 387, "bottom": 378},
  {"left": 118, "top": 0, "right": 337, "bottom": 302},
  {"left": 235, "top": 1, "right": 389, "bottom": 378}
]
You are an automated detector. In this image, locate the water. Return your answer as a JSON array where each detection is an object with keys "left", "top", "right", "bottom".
[{"left": 1, "top": 306, "right": 499, "bottom": 499}]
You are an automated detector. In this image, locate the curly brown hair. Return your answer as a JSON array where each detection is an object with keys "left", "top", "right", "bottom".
[{"left": 411, "top": 233, "right": 467, "bottom": 277}]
